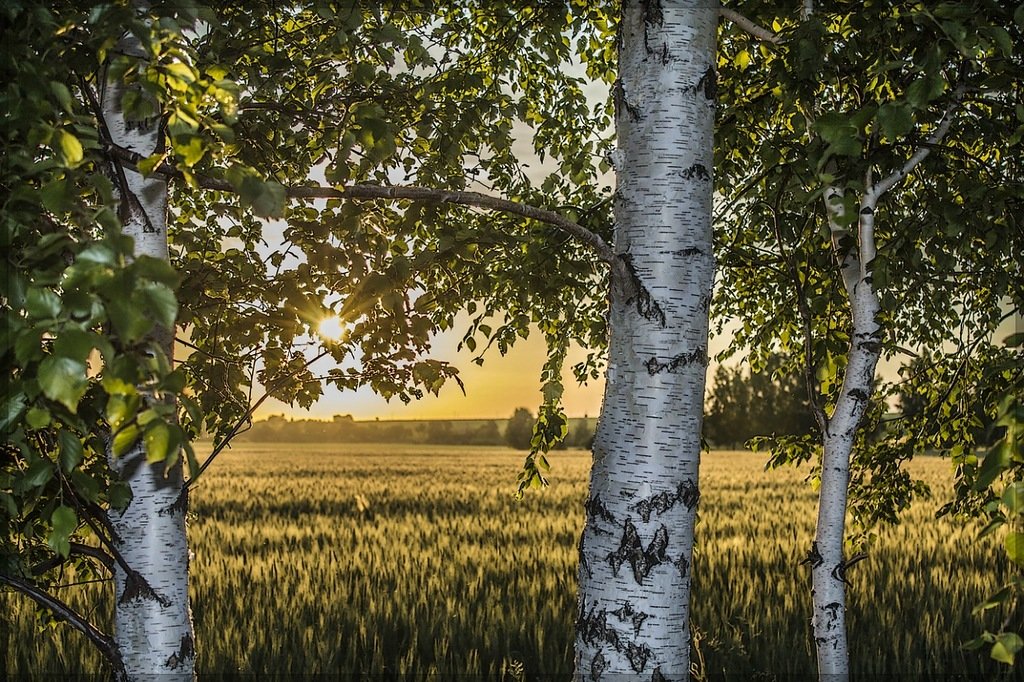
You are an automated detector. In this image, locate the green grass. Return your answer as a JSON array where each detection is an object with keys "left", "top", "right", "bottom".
[{"left": 2, "top": 445, "right": 1014, "bottom": 680}]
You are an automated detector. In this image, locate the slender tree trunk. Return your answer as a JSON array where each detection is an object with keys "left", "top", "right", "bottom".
[
  {"left": 574, "top": 2, "right": 717, "bottom": 680},
  {"left": 810, "top": 188, "right": 883, "bottom": 681},
  {"left": 100, "top": 27, "right": 196, "bottom": 682}
]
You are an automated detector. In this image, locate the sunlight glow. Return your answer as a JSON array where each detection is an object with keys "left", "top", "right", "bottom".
[{"left": 317, "top": 316, "right": 346, "bottom": 341}]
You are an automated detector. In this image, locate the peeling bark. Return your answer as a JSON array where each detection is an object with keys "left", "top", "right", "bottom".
[{"left": 574, "top": 1, "right": 717, "bottom": 678}]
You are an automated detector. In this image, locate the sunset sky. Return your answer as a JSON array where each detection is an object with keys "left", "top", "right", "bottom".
[{"left": 254, "top": 318, "right": 739, "bottom": 422}]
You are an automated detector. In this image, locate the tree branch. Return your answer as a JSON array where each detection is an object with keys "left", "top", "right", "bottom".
[
  {"left": 32, "top": 543, "right": 116, "bottom": 577},
  {"left": 720, "top": 7, "right": 780, "bottom": 44},
  {"left": 104, "top": 144, "right": 620, "bottom": 268},
  {"left": 0, "top": 573, "right": 124, "bottom": 674},
  {"left": 867, "top": 89, "right": 965, "bottom": 202}
]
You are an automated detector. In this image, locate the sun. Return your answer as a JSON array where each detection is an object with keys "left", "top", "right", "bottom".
[{"left": 317, "top": 316, "right": 346, "bottom": 341}]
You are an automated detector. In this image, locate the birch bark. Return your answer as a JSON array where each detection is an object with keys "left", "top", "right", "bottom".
[
  {"left": 574, "top": 1, "right": 717, "bottom": 679},
  {"left": 810, "top": 98, "right": 959, "bottom": 678},
  {"left": 100, "top": 26, "right": 196, "bottom": 682}
]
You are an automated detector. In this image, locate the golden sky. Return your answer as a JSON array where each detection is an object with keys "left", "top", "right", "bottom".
[{"left": 256, "top": 321, "right": 607, "bottom": 421}]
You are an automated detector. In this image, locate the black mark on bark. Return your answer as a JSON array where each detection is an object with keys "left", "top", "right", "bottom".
[
  {"left": 119, "top": 569, "right": 170, "bottom": 607},
  {"left": 165, "top": 634, "right": 195, "bottom": 670},
  {"left": 612, "top": 602, "right": 650, "bottom": 636},
  {"left": 626, "top": 640, "right": 652, "bottom": 673},
  {"left": 620, "top": 254, "right": 666, "bottom": 327},
  {"left": 641, "top": 0, "right": 664, "bottom": 27},
  {"left": 801, "top": 542, "right": 824, "bottom": 569},
  {"left": 578, "top": 605, "right": 620, "bottom": 650},
  {"left": 652, "top": 667, "right": 670, "bottom": 682},
  {"left": 831, "top": 561, "right": 851, "bottom": 585},
  {"left": 578, "top": 534, "right": 592, "bottom": 579},
  {"left": 860, "top": 206, "right": 874, "bottom": 215},
  {"left": 608, "top": 519, "right": 669, "bottom": 584},
  {"left": 858, "top": 340, "right": 882, "bottom": 353},
  {"left": 696, "top": 67, "right": 717, "bottom": 100},
  {"left": 674, "top": 246, "right": 704, "bottom": 257},
  {"left": 675, "top": 554, "right": 690, "bottom": 578},
  {"left": 613, "top": 79, "right": 641, "bottom": 122},
  {"left": 631, "top": 480, "right": 700, "bottom": 522},
  {"left": 678, "top": 479, "right": 700, "bottom": 509},
  {"left": 160, "top": 488, "right": 189, "bottom": 517},
  {"left": 591, "top": 650, "right": 609, "bottom": 681},
  {"left": 847, "top": 388, "right": 869, "bottom": 402},
  {"left": 585, "top": 494, "right": 617, "bottom": 524},
  {"left": 640, "top": 0, "right": 665, "bottom": 58},
  {"left": 645, "top": 348, "right": 708, "bottom": 375},
  {"left": 679, "top": 164, "right": 711, "bottom": 182}
]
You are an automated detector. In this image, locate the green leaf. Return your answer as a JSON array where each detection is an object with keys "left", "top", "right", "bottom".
[
  {"left": 53, "top": 129, "right": 83, "bottom": 166},
  {"left": 137, "top": 281, "right": 178, "bottom": 329},
  {"left": 23, "top": 459, "right": 53, "bottom": 488},
  {"left": 26, "top": 287, "right": 61, "bottom": 319},
  {"left": 1005, "top": 532, "right": 1024, "bottom": 565},
  {"left": 38, "top": 356, "right": 88, "bottom": 413},
  {"left": 58, "top": 429, "right": 84, "bottom": 473},
  {"left": 1004, "top": 482, "right": 1024, "bottom": 516},
  {"left": 50, "top": 81, "right": 74, "bottom": 113},
  {"left": 906, "top": 76, "right": 944, "bottom": 109},
  {"left": 112, "top": 424, "right": 140, "bottom": 457},
  {"left": 230, "top": 167, "right": 287, "bottom": 219},
  {"left": 53, "top": 329, "right": 94, "bottom": 364},
  {"left": 47, "top": 505, "right": 77, "bottom": 558},
  {"left": 70, "top": 469, "right": 101, "bottom": 503},
  {"left": 976, "top": 440, "right": 1013, "bottom": 491},
  {"left": 183, "top": 440, "right": 200, "bottom": 479},
  {"left": 76, "top": 243, "right": 117, "bottom": 266},
  {"left": 105, "top": 297, "right": 152, "bottom": 343},
  {"left": 877, "top": 103, "right": 914, "bottom": 140},
  {"left": 815, "top": 112, "right": 856, "bottom": 144},
  {"left": 108, "top": 481, "right": 133, "bottom": 511},
  {"left": 105, "top": 392, "right": 139, "bottom": 429},
  {"left": 1, "top": 391, "right": 28, "bottom": 433},
  {"left": 133, "top": 255, "right": 178, "bottom": 286},
  {"left": 734, "top": 49, "right": 750, "bottom": 70},
  {"left": 26, "top": 406, "right": 51, "bottom": 429},
  {"left": 143, "top": 419, "right": 178, "bottom": 464},
  {"left": 1004, "top": 332, "right": 1024, "bottom": 348},
  {"left": 991, "top": 633, "right": 1023, "bottom": 665}
]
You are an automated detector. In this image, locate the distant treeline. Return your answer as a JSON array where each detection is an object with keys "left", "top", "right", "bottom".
[{"left": 231, "top": 411, "right": 597, "bottom": 449}]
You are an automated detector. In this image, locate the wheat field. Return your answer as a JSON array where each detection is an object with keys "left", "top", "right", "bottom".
[{"left": 2, "top": 444, "right": 1014, "bottom": 680}]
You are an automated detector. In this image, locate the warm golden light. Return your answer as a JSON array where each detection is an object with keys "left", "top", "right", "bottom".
[{"left": 317, "top": 316, "right": 345, "bottom": 341}]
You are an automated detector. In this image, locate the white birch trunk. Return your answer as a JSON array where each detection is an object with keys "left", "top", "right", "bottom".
[
  {"left": 100, "top": 25, "right": 196, "bottom": 682},
  {"left": 810, "top": 190, "right": 883, "bottom": 681},
  {"left": 574, "top": 2, "right": 717, "bottom": 680}
]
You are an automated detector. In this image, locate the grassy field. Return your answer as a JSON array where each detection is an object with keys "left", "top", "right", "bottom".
[{"left": 2, "top": 444, "right": 1015, "bottom": 680}]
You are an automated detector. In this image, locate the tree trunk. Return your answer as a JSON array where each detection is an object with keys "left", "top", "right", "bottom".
[
  {"left": 100, "top": 27, "right": 196, "bottom": 682},
  {"left": 810, "top": 190, "right": 883, "bottom": 681},
  {"left": 574, "top": 2, "right": 717, "bottom": 680}
]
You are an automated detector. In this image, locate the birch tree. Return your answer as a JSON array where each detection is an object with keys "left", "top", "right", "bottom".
[
  {"left": 98, "top": 15, "right": 196, "bottom": 679},
  {"left": 715, "top": 2, "right": 1023, "bottom": 678},
  {"left": 573, "top": 2, "right": 716, "bottom": 678}
]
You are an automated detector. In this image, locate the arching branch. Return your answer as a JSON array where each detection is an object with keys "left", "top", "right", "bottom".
[
  {"left": 104, "top": 144, "right": 620, "bottom": 268},
  {"left": 0, "top": 573, "right": 124, "bottom": 674},
  {"left": 720, "top": 7, "right": 780, "bottom": 44}
]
